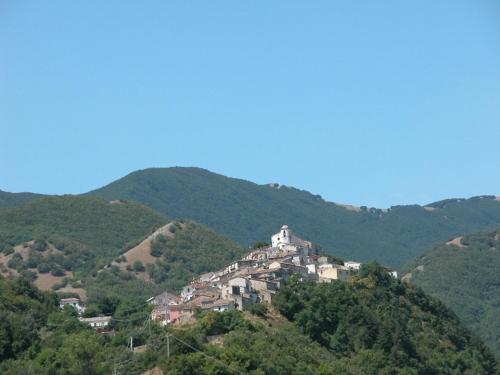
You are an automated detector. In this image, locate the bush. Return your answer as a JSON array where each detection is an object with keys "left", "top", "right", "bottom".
[
  {"left": 249, "top": 302, "right": 268, "bottom": 318},
  {"left": 37, "top": 262, "right": 51, "bottom": 273},
  {"left": 134, "top": 260, "right": 145, "bottom": 272},
  {"left": 31, "top": 239, "right": 47, "bottom": 252},
  {"left": 252, "top": 241, "right": 270, "bottom": 250},
  {"left": 199, "top": 310, "right": 250, "bottom": 335},
  {"left": 3, "top": 246, "right": 14, "bottom": 256},
  {"left": 150, "top": 246, "right": 162, "bottom": 257},
  {"left": 25, "top": 256, "right": 40, "bottom": 269},
  {"left": 7, "top": 253, "right": 23, "bottom": 270},
  {"left": 20, "top": 270, "right": 37, "bottom": 282},
  {"left": 51, "top": 265, "right": 66, "bottom": 277}
]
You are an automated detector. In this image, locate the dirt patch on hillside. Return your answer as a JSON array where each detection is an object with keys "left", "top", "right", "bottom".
[
  {"left": 141, "top": 367, "right": 163, "bottom": 375},
  {"left": 401, "top": 273, "right": 412, "bottom": 282},
  {"left": 35, "top": 271, "right": 73, "bottom": 291},
  {"left": 446, "top": 236, "right": 466, "bottom": 248},
  {"left": 120, "top": 222, "right": 181, "bottom": 268},
  {"left": 336, "top": 203, "right": 362, "bottom": 212},
  {"left": 423, "top": 206, "right": 436, "bottom": 211},
  {"left": 111, "top": 222, "right": 185, "bottom": 283}
]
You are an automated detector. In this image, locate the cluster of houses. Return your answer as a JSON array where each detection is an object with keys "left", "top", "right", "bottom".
[
  {"left": 59, "top": 225, "right": 397, "bottom": 329},
  {"left": 149, "top": 225, "right": 391, "bottom": 325}
]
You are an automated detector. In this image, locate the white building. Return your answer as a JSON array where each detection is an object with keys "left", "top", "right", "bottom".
[
  {"left": 59, "top": 297, "right": 86, "bottom": 315},
  {"left": 271, "top": 225, "right": 313, "bottom": 250},
  {"left": 79, "top": 316, "right": 111, "bottom": 329},
  {"left": 344, "top": 261, "right": 362, "bottom": 271}
]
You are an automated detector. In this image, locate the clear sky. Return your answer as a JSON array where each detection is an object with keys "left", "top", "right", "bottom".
[{"left": 1, "top": 1, "right": 499, "bottom": 208}]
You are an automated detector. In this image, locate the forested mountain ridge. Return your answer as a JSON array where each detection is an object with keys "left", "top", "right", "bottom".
[
  {"left": 2, "top": 264, "right": 498, "bottom": 374},
  {"left": 0, "top": 189, "right": 47, "bottom": 209},
  {"left": 87, "top": 167, "right": 500, "bottom": 267},
  {"left": 3, "top": 167, "right": 500, "bottom": 267},
  {"left": 402, "top": 228, "right": 500, "bottom": 359}
]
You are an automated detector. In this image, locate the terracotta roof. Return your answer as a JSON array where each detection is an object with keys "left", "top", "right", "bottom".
[{"left": 60, "top": 298, "right": 80, "bottom": 303}]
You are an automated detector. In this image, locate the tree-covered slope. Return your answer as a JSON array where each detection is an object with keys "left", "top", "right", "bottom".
[
  {"left": 271, "top": 265, "right": 498, "bottom": 374},
  {"left": 87, "top": 167, "right": 500, "bottom": 267},
  {"left": 0, "top": 196, "right": 167, "bottom": 277},
  {"left": 3, "top": 265, "right": 498, "bottom": 374},
  {"left": 86, "top": 221, "right": 247, "bottom": 306},
  {"left": 0, "top": 190, "right": 47, "bottom": 209},
  {"left": 402, "top": 229, "right": 500, "bottom": 358},
  {"left": 144, "top": 221, "right": 247, "bottom": 290}
]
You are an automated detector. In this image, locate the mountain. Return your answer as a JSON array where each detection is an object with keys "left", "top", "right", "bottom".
[
  {"left": 2, "top": 265, "right": 498, "bottom": 374},
  {"left": 87, "top": 167, "right": 500, "bottom": 267},
  {"left": 0, "top": 189, "right": 47, "bottom": 209},
  {"left": 402, "top": 229, "right": 500, "bottom": 358}
]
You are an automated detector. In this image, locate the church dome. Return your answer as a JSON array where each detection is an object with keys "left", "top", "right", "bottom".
[{"left": 281, "top": 225, "right": 289, "bottom": 230}]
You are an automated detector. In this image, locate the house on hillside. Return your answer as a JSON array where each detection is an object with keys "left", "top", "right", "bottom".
[
  {"left": 221, "top": 277, "right": 257, "bottom": 310},
  {"left": 345, "top": 261, "right": 362, "bottom": 270},
  {"left": 317, "top": 264, "right": 349, "bottom": 282},
  {"left": 79, "top": 316, "right": 111, "bottom": 330},
  {"left": 148, "top": 292, "right": 180, "bottom": 307},
  {"left": 59, "top": 297, "right": 86, "bottom": 315}
]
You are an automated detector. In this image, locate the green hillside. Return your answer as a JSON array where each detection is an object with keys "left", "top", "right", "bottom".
[
  {"left": 88, "top": 167, "right": 500, "bottom": 267},
  {"left": 87, "top": 221, "right": 247, "bottom": 306},
  {"left": 402, "top": 229, "right": 500, "bottom": 358},
  {"left": 145, "top": 221, "right": 247, "bottom": 290},
  {"left": 0, "top": 190, "right": 47, "bottom": 209},
  {"left": 2, "top": 265, "right": 497, "bottom": 374},
  {"left": 0, "top": 195, "right": 167, "bottom": 276},
  {"left": 0, "top": 194, "right": 247, "bottom": 310}
]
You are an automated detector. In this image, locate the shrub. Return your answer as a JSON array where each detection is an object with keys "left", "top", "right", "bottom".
[
  {"left": 134, "top": 260, "right": 145, "bottom": 272},
  {"left": 249, "top": 302, "right": 268, "bottom": 318},
  {"left": 150, "top": 244, "right": 163, "bottom": 257},
  {"left": 7, "top": 253, "right": 23, "bottom": 270},
  {"left": 51, "top": 265, "right": 66, "bottom": 277},
  {"left": 25, "top": 256, "right": 40, "bottom": 269},
  {"left": 20, "top": 270, "right": 37, "bottom": 282},
  {"left": 37, "top": 263, "right": 51, "bottom": 273},
  {"left": 31, "top": 239, "right": 47, "bottom": 252},
  {"left": 3, "top": 246, "right": 14, "bottom": 256}
]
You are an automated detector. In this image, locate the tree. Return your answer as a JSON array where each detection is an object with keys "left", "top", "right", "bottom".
[
  {"left": 252, "top": 241, "right": 270, "bottom": 249},
  {"left": 134, "top": 260, "right": 145, "bottom": 272},
  {"left": 37, "top": 263, "right": 50, "bottom": 274}
]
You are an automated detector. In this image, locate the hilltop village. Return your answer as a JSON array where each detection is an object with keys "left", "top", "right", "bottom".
[
  {"left": 148, "top": 225, "right": 396, "bottom": 325},
  {"left": 59, "top": 225, "right": 396, "bottom": 329}
]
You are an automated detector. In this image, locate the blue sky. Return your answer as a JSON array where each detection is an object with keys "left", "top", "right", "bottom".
[{"left": 1, "top": 1, "right": 499, "bottom": 207}]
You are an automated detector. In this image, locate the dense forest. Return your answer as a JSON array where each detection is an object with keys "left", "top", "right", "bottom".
[
  {"left": 0, "top": 190, "right": 46, "bottom": 209},
  {"left": 87, "top": 167, "right": 500, "bottom": 267},
  {"left": 1, "top": 264, "right": 498, "bottom": 374},
  {"left": 402, "top": 228, "right": 500, "bottom": 358}
]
